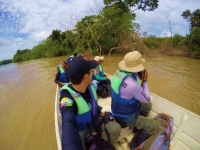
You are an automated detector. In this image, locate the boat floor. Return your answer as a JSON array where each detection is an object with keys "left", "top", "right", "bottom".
[{"left": 98, "top": 97, "right": 135, "bottom": 150}]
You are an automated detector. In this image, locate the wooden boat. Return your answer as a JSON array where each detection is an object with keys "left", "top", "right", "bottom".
[{"left": 55, "top": 85, "right": 200, "bottom": 150}]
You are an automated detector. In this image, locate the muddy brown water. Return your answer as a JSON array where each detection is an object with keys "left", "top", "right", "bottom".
[{"left": 0, "top": 54, "right": 199, "bottom": 149}]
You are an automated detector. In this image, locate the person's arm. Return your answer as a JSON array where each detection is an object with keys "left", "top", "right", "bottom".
[
  {"left": 60, "top": 95, "right": 83, "bottom": 150},
  {"left": 120, "top": 76, "right": 150, "bottom": 103},
  {"left": 133, "top": 81, "right": 150, "bottom": 103},
  {"left": 95, "top": 74, "right": 106, "bottom": 81},
  {"left": 61, "top": 107, "right": 83, "bottom": 150}
]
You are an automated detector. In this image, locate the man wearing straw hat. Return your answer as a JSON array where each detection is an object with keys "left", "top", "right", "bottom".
[{"left": 111, "top": 51, "right": 159, "bottom": 149}]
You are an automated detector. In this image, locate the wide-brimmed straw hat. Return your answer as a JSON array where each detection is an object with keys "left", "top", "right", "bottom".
[
  {"left": 119, "top": 51, "right": 145, "bottom": 72},
  {"left": 94, "top": 56, "right": 104, "bottom": 62}
]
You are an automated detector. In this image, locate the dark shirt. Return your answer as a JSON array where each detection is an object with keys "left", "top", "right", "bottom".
[{"left": 60, "top": 84, "right": 101, "bottom": 150}]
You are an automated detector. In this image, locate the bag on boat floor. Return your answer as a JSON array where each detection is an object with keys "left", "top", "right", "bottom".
[
  {"left": 139, "top": 113, "right": 173, "bottom": 150},
  {"left": 85, "top": 134, "right": 115, "bottom": 150},
  {"left": 97, "top": 82, "right": 111, "bottom": 99},
  {"left": 85, "top": 114, "right": 115, "bottom": 150}
]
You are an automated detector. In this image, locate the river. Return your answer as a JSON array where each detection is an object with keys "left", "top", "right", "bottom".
[{"left": 0, "top": 54, "right": 200, "bottom": 149}]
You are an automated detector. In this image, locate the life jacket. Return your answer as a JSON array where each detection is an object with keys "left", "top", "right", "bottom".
[
  {"left": 58, "top": 65, "right": 68, "bottom": 83},
  {"left": 111, "top": 70, "right": 140, "bottom": 120},
  {"left": 60, "top": 84, "right": 98, "bottom": 131},
  {"left": 98, "top": 65, "right": 104, "bottom": 77},
  {"left": 66, "top": 55, "right": 74, "bottom": 63}
]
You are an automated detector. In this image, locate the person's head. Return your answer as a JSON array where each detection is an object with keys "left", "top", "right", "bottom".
[
  {"left": 67, "top": 57, "right": 97, "bottom": 86},
  {"left": 61, "top": 60, "right": 68, "bottom": 70},
  {"left": 119, "top": 51, "right": 145, "bottom": 73},
  {"left": 74, "top": 52, "right": 78, "bottom": 58},
  {"left": 94, "top": 56, "right": 104, "bottom": 64}
]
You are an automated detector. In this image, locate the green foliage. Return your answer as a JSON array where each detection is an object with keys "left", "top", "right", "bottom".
[
  {"left": 186, "top": 27, "right": 200, "bottom": 58},
  {"left": 182, "top": 9, "right": 200, "bottom": 30},
  {"left": 104, "top": 0, "right": 159, "bottom": 12},
  {"left": 51, "top": 30, "right": 61, "bottom": 41},
  {"left": 0, "top": 59, "right": 12, "bottom": 65},
  {"left": 143, "top": 35, "right": 188, "bottom": 51},
  {"left": 143, "top": 37, "right": 160, "bottom": 50},
  {"left": 13, "top": 49, "right": 31, "bottom": 62},
  {"left": 171, "top": 34, "right": 186, "bottom": 48},
  {"left": 181, "top": 9, "right": 200, "bottom": 58}
]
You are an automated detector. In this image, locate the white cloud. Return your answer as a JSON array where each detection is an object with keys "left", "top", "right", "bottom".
[
  {"left": 0, "top": 0, "right": 103, "bottom": 60},
  {"left": 159, "top": 31, "right": 172, "bottom": 37},
  {"left": 30, "top": 31, "right": 49, "bottom": 42},
  {"left": 135, "top": 0, "right": 200, "bottom": 36}
]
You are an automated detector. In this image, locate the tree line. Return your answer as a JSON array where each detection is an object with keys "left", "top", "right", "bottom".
[{"left": 1, "top": 0, "right": 199, "bottom": 65}]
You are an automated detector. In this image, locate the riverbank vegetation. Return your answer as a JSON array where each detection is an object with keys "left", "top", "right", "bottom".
[
  {"left": 8, "top": 1, "right": 200, "bottom": 64},
  {"left": 0, "top": 59, "right": 12, "bottom": 65}
]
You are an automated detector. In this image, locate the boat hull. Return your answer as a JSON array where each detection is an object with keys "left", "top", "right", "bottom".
[{"left": 55, "top": 86, "right": 200, "bottom": 150}]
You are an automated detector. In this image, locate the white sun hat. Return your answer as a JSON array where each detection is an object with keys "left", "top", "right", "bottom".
[
  {"left": 119, "top": 51, "right": 145, "bottom": 72},
  {"left": 94, "top": 56, "right": 104, "bottom": 62}
]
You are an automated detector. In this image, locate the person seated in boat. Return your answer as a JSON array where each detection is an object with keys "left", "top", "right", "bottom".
[
  {"left": 93, "top": 56, "right": 111, "bottom": 98},
  {"left": 54, "top": 60, "right": 69, "bottom": 87},
  {"left": 66, "top": 52, "right": 78, "bottom": 63},
  {"left": 79, "top": 52, "right": 91, "bottom": 60},
  {"left": 111, "top": 51, "right": 159, "bottom": 150},
  {"left": 59, "top": 57, "right": 121, "bottom": 150}
]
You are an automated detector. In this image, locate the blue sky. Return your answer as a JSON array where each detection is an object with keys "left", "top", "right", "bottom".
[{"left": 0, "top": 0, "right": 199, "bottom": 61}]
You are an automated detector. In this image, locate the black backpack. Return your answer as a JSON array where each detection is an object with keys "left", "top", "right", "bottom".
[
  {"left": 97, "top": 82, "right": 111, "bottom": 99},
  {"left": 86, "top": 134, "right": 115, "bottom": 150},
  {"left": 85, "top": 113, "right": 115, "bottom": 150}
]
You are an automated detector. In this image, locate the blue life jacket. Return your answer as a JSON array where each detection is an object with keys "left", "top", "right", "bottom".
[
  {"left": 58, "top": 65, "right": 68, "bottom": 83},
  {"left": 111, "top": 70, "right": 140, "bottom": 121},
  {"left": 60, "top": 84, "right": 98, "bottom": 131},
  {"left": 66, "top": 55, "right": 74, "bottom": 63}
]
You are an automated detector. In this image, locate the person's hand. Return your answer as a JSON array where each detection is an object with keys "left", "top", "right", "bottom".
[{"left": 142, "top": 69, "right": 148, "bottom": 82}]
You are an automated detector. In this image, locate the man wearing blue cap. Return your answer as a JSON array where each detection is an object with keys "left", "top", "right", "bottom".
[{"left": 59, "top": 57, "right": 121, "bottom": 150}]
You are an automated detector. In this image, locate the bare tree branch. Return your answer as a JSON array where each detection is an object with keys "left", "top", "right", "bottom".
[{"left": 165, "top": 10, "right": 173, "bottom": 37}]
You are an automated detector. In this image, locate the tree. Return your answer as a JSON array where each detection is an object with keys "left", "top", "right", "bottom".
[
  {"left": 182, "top": 9, "right": 200, "bottom": 31},
  {"left": 13, "top": 49, "right": 31, "bottom": 62},
  {"left": 51, "top": 30, "right": 61, "bottom": 41},
  {"left": 186, "top": 28, "right": 200, "bottom": 58},
  {"left": 103, "top": 0, "right": 159, "bottom": 12},
  {"left": 182, "top": 9, "right": 200, "bottom": 58},
  {"left": 0, "top": 59, "right": 12, "bottom": 65}
]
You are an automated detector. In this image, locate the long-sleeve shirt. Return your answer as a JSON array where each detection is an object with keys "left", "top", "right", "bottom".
[
  {"left": 119, "top": 76, "right": 150, "bottom": 103},
  {"left": 60, "top": 84, "right": 101, "bottom": 150}
]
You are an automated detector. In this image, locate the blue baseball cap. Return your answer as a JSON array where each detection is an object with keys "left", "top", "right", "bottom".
[{"left": 67, "top": 57, "right": 97, "bottom": 81}]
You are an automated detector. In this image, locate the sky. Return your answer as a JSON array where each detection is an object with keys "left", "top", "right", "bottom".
[{"left": 0, "top": 0, "right": 199, "bottom": 61}]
